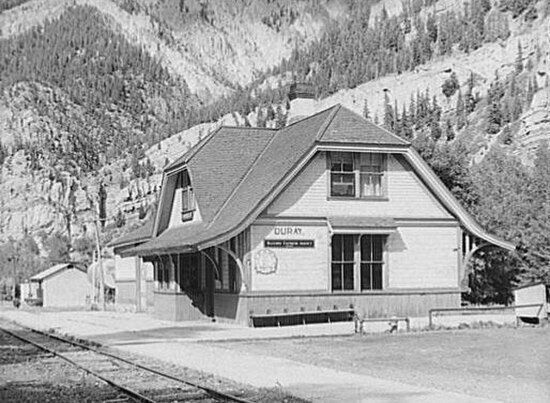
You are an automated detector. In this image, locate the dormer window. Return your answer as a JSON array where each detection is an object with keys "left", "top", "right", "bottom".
[
  {"left": 329, "top": 152, "right": 386, "bottom": 198},
  {"left": 177, "top": 171, "right": 195, "bottom": 222}
]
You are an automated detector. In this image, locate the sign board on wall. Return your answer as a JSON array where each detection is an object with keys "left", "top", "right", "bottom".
[
  {"left": 249, "top": 223, "right": 329, "bottom": 291},
  {"left": 264, "top": 239, "right": 315, "bottom": 248}
]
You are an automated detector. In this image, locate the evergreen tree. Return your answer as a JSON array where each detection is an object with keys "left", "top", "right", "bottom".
[
  {"left": 362, "top": 99, "right": 371, "bottom": 120},
  {"left": 401, "top": 104, "right": 413, "bottom": 139},
  {"left": 515, "top": 41, "right": 524, "bottom": 74},
  {"left": 487, "top": 101, "right": 503, "bottom": 134},
  {"left": 442, "top": 72, "right": 460, "bottom": 99},
  {"left": 444, "top": 119, "right": 455, "bottom": 141},
  {"left": 275, "top": 105, "right": 287, "bottom": 129},
  {"left": 383, "top": 92, "right": 394, "bottom": 131},
  {"left": 456, "top": 90, "right": 467, "bottom": 129}
]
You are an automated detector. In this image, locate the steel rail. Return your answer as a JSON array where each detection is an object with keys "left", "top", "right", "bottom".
[
  {"left": 0, "top": 326, "right": 152, "bottom": 403},
  {"left": 3, "top": 322, "right": 253, "bottom": 403}
]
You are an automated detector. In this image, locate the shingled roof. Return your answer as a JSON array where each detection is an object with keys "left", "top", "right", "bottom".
[
  {"left": 127, "top": 104, "right": 414, "bottom": 256},
  {"left": 108, "top": 219, "right": 155, "bottom": 248},
  {"left": 126, "top": 104, "right": 513, "bottom": 256}
]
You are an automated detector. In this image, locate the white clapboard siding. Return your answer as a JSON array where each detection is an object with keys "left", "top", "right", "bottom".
[
  {"left": 115, "top": 255, "right": 137, "bottom": 281},
  {"left": 388, "top": 226, "right": 459, "bottom": 288},
  {"left": 267, "top": 152, "right": 452, "bottom": 218},
  {"left": 249, "top": 223, "right": 329, "bottom": 292}
]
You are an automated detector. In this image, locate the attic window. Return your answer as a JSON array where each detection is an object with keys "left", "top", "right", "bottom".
[
  {"left": 178, "top": 171, "right": 195, "bottom": 222},
  {"left": 329, "top": 152, "right": 386, "bottom": 198}
]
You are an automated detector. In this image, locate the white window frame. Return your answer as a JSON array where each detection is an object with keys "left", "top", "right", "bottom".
[{"left": 328, "top": 152, "right": 386, "bottom": 199}]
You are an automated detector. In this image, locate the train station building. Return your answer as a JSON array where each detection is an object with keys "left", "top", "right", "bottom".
[{"left": 113, "top": 84, "right": 514, "bottom": 326}]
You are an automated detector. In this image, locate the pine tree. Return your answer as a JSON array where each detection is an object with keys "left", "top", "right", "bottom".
[
  {"left": 383, "top": 92, "right": 394, "bottom": 131},
  {"left": 430, "top": 119, "right": 442, "bottom": 141},
  {"left": 275, "top": 105, "right": 287, "bottom": 129},
  {"left": 362, "top": 99, "right": 371, "bottom": 120},
  {"left": 256, "top": 108, "right": 267, "bottom": 128},
  {"left": 456, "top": 90, "right": 466, "bottom": 129},
  {"left": 515, "top": 41, "right": 524, "bottom": 74},
  {"left": 442, "top": 72, "right": 460, "bottom": 99},
  {"left": 401, "top": 104, "right": 413, "bottom": 139},
  {"left": 487, "top": 101, "right": 503, "bottom": 134},
  {"left": 445, "top": 119, "right": 455, "bottom": 141}
]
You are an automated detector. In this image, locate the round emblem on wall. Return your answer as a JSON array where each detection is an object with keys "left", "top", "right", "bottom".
[{"left": 254, "top": 249, "right": 278, "bottom": 275}]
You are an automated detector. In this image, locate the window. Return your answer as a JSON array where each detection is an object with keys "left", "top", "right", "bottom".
[
  {"left": 178, "top": 171, "right": 195, "bottom": 221},
  {"left": 329, "top": 152, "right": 386, "bottom": 198},
  {"left": 331, "top": 234, "right": 386, "bottom": 292},
  {"left": 331, "top": 234, "right": 355, "bottom": 291},
  {"left": 155, "top": 256, "right": 172, "bottom": 291},
  {"left": 360, "top": 154, "right": 383, "bottom": 197},
  {"left": 330, "top": 152, "right": 355, "bottom": 197},
  {"left": 360, "top": 235, "right": 384, "bottom": 290}
]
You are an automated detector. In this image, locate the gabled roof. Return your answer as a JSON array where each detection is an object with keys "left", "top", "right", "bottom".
[
  {"left": 30, "top": 264, "right": 84, "bottom": 282},
  {"left": 319, "top": 106, "right": 409, "bottom": 146},
  {"left": 126, "top": 104, "right": 514, "bottom": 257}
]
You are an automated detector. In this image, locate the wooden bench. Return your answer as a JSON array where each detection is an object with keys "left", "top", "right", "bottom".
[{"left": 250, "top": 308, "right": 355, "bottom": 328}]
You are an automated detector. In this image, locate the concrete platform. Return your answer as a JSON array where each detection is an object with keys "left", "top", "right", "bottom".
[{"left": 0, "top": 308, "right": 504, "bottom": 403}]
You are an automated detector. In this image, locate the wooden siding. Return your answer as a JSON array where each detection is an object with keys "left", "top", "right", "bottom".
[
  {"left": 249, "top": 222, "right": 329, "bottom": 292},
  {"left": 41, "top": 269, "right": 91, "bottom": 307},
  {"left": 245, "top": 291, "right": 461, "bottom": 320},
  {"left": 388, "top": 226, "right": 460, "bottom": 289},
  {"left": 266, "top": 152, "right": 453, "bottom": 219},
  {"left": 115, "top": 256, "right": 154, "bottom": 282}
]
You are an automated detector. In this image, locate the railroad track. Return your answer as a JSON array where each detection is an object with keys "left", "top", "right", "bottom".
[{"left": 0, "top": 322, "right": 253, "bottom": 403}]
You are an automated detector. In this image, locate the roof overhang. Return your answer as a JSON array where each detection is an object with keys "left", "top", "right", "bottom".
[{"left": 128, "top": 139, "right": 515, "bottom": 257}]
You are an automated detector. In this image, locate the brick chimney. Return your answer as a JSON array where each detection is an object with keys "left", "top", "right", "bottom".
[{"left": 288, "top": 82, "right": 316, "bottom": 124}]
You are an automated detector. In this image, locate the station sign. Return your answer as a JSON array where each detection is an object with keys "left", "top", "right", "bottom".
[{"left": 264, "top": 239, "right": 315, "bottom": 248}]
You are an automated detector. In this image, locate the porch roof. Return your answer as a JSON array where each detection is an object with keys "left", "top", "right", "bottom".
[{"left": 328, "top": 216, "right": 397, "bottom": 229}]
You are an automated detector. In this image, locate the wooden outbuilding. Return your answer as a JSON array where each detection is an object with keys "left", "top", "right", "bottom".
[
  {"left": 514, "top": 282, "right": 549, "bottom": 322},
  {"left": 29, "top": 263, "right": 91, "bottom": 308}
]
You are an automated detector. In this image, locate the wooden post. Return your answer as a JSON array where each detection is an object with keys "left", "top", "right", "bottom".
[{"left": 135, "top": 256, "right": 142, "bottom": 312}]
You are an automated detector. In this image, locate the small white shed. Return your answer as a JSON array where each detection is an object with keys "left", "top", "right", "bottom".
[
  {"left": 30, "top": 264, "right": 92, "bottom": 308},
  {"left": 514, "top": 282, "right": 549, "bottom": 322}
]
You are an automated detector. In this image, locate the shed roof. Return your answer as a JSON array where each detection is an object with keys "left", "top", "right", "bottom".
[{"left": 30, "top": 263, "right": 84, "bottom": 282}]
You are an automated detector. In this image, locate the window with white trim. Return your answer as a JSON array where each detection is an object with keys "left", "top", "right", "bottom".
[
  {"left": 177, "top": 171, "right": 195, "bottom": 222},
  {"left": 360, "top": 153, "right": 384, "bottom": 197},
  {"left": 360, "top": 235, "right": 384, "bottom": 290},
  {"left": 329, "top": 152, "right": 386, "bottom": 198},
  {"left": 331, "top": 234, "right": 386, "bottom": 292}
]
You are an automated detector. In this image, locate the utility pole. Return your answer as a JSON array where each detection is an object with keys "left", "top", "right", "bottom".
[{"left": 93, "top": 217, "right": 105, "bottom": 310}]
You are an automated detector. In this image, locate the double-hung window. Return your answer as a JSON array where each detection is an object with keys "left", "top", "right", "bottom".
[
  {"left": 331, "top": 234, "right": 355, "bottom": 291},
  {"left": 329, "top": 152, "right": 386, "bottom": 198},
  {"left": 330, "top": 152, "right": 355, "bottom": 197},
  {"left": 331, "top": 234, "right": 385, "bottom": 292},
  {"left": 360, "top": 235, "right": 384, "bottom": 290},
  {"left": 360, "top": 153, "right": 384, "bottom": 197},
  {"left": 178, "top": 171, "right": 195, "bottom": 222}
]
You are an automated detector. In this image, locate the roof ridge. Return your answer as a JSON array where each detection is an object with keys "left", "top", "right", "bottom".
[
  {"left": 315, "top": 104, "right": 341, "bottom": 141},
  {"left": 340, "top": 105, "right": 410, "bottom": 145},
  {"left": 220, "top": 125, "right": 278, "bottom": 131},
  {"left": 206, "top": 106, "right": 341, "bottom": 230},
  {"left": 281, "top": 104, "right": 340, "bottom": 131}
]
